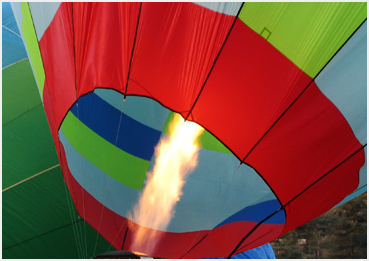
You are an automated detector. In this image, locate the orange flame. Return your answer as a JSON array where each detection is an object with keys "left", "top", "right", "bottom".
[{"left": 128, "top": 114, "right": 203, "bottom": 255}]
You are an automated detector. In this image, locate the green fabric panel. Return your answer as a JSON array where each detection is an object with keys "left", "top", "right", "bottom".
[
  {"left": 2, "top": 167, "right": 111, "bottom": 258},
  {"left": 3, "top": 222, "right": 111, "bottom": 259},
  {"left": 239, "top": 2, "right": 367, "bottom": 78},
  {"left": 2, "top": 105, "right": 59, "bottom": 189},
  {"left": 3, "top": 167, "right": 71, "bottom": 249},
  {"left": 61, "top": 111, "right": 149, "bottom": 190},
  {"left": 2, "top": 59, "right": 41, "bottom": 125},
  {"left": 163, "top": 112, "right": 232, "bottom": 154},
  {"left": 21, "top": 2, "right": 45, "bottom": 95}
]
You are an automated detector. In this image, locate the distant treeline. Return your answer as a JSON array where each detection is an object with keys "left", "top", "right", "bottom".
[{"left": 271, "top": 192, "right": 367, "bottom": 259}]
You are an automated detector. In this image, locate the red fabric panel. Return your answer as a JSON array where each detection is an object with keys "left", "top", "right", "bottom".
[
  {"left": 42, "top": 81, "right": 60, "bottom": 156},
  {"left": 38, "top": 3, "right": 76, "bottom": 128},
  {"left": 246, "top": 82, "right": 363, "bottom": 230},
  {"left": 127, "top": 2, "right": 236, "bottom": 113},
  {"left": 191, "top": 19, "right": 312, "bottom": 160},
  {"left": 246, "top": 82, "right": 362, "bottom": 204},
  {"left": 40, "top": 2, "right": 235, "bottom": 127},
  {"left": 73, "top": 2, "right": 141, "bottom": 97},
  {"left": 233, "top": 223, "right": 284, "bottom": 257},
  {"left": 182, "top": 222, "right": 283, "bottom": 258},
  {"left": 280, "top": 147, "right": 364, "bottom": 234}
]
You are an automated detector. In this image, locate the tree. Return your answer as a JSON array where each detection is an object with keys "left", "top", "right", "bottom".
[{"left": 271, "top": 192, "right": 367, "bottom": 259}]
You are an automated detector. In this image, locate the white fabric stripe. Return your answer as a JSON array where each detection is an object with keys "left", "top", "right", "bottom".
[
  {"left": 29, "top": 2, "right": 61, "bottom": 41},
  {"left": 315, "top": 21, "right": 367, "bottom": 145},
  {"left": 2, "top": 25, "right": 22, "bottom": 38},
  {"left": 2, "top": 57, "right": 28, "bottom": 70},
  {"left": 194, "top": 2, "right": 242, "bottom": 16}
]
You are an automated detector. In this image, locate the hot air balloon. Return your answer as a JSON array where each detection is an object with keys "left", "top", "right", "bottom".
[
  {"left": 2, "top": 2, "right": 111, "bottom": 258},
  {"left": 5, "top": 2, "right": 367, "bottom": 259}
]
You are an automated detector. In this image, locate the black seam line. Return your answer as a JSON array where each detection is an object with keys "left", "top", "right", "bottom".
[
  {"left": 226, "top": 207, "right": 284, "bottom": 259},
  {"left": 2, "top": 219, "right": 84, "bottom": 251},
  {"left": 247, "top": 164, "right": 286, "bottom": 224},
  {"left": 241, "top": 17, "right": 367, "bottom": 164},
  {"left": 184, "top": 3, "right": 245, "bottom": 122},
  {"left": 124, "top": 2, "right": 143, "bottom": 98},
  {"left": 237, "top": 228, "right": 276, "bottom": 253},
  {"left": 180, "top": 234, "right": 208, "bottom": 259},
  {"left": 227, "top": 144, "right": 366, "bottom": 258},
  {"left": 356, "top": 184, "right": 367, "bottom": 191},
  {"left": 56, "top": 87, "right": 242, "bottom": 164},
  {"left": 284, "top": 144, "right": 366, "bottom": 208},
  {"left": 120, "top": 227, "right": 129, "bottom": 250},
  {"left": 3, "top": 103, "right": 42, "bottom": 127},
  {"left": 231, "top": 18, "right": 369, "bottom": 255}
]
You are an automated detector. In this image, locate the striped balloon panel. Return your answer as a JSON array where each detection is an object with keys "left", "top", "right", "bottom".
[
  {"left": 59, "top": 90, "right": 285, "bottom": 232},
  {"left": 11, "top": 1, "right": 367, "bottom": 258}
]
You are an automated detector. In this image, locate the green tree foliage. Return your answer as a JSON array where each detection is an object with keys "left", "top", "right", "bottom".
[{"left": 271, "top": 192, "right": 367, "bottom": 259}]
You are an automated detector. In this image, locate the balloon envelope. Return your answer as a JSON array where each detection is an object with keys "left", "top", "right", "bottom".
[{"left": 8, "top": 2, "right": 367, "bottom": 258}]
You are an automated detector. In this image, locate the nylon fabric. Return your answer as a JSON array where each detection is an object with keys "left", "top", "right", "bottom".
[
  {"left": 3, "top": 2, "right": 21, "bottom": 35},
  {"left": 335, "top": 147, "right": 367, "bottom": 207},
  {"left": 19, "top": 2, "right": 46, "bottom": 96},
  {"left": 94, "top": 89, "right": 171, "bottom": 132},
  {"left": 126, "top": 2, "right": 236, "bottom": 112},
  {"left": 60, "top": 92, "right": 283, "bottom": 233},
  {"left": 38, "top": 2, "right": 76, "bottom": 125},
  {"left": 61, "top": 111, "right": 150, "bottom": 190},
  {"left": 3, "top": 3, "right": 124, "bottom": 258},
  {"left": 280, "top": 146, "right": 364, "bottom": 234},
  {"left": 28, "top": 2, "right": 61, "bottom": 40},
  {"left": 2, "top": 60, "right": 41, "bottom": 125},
  {"left": 2, "top": 2, "right": 27, "bottom": 68},
  {"left": 2, "top": 104, "right": 59, "bottom": 189},
  {"left": 316, "top": 21, "right": 367, "bottom": 145},
  {"left": 194, "top": 2, "right": 242, "bottom": 16},
  {"left": 58, "top": 145, "right": 284, "bottom": 258},
  {"left": 239, "top": 2, "right": 367, "bottom": 78},
  {"left": 209, "top": 243, "right": 276, "bottom": 259},
  {"left": 11, "top": 1, "right": 366, "bottom": 258},
  {"left": 247, "top": 82, "right": 364, "bottom": 231},
  {"left": 191, "top": 18, "right": 312, "bottom": 161},
  {"left": 69, "top": 92, "right": 162, "bottom": 161}
]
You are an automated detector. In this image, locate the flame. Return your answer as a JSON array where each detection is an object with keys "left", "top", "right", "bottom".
[{"left": 128, "top": 114, "right": 204, "bottom": 255}]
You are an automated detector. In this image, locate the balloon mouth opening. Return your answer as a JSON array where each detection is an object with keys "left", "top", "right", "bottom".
[{"left": 93, "top": 250, "right": 152, "bottom": 259}]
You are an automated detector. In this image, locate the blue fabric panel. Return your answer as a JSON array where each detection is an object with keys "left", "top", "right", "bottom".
[
  {"left": 232, "top": 243, "right": 276, "bottom": 259},
  {"left": 2, "top": 2, "right": 21, "bottom": 34},
  {"left": 94, "top": 89, "right": 171, "bottom": 132},
  {"left": 2, "top": 2, "right": 27, "bottom": 68},
  {"left": 70, "top": 92, "right": 161, "bottom": 161},
  {"left": 214, "top": 200, "right": 285, "bottom": 228},
  {"left": 209, "top": 243, "right": 276, "bottom": 259},
  {"left": 315, "top": 21, "right": 367, "bottom": 145}
]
